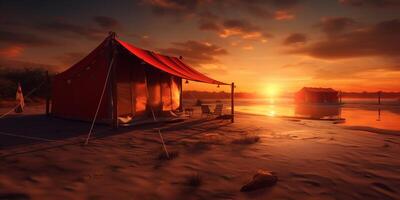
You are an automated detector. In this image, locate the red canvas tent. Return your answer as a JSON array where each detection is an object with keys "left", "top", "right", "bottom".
[{"left": 51, "top": 33, "right": 233, "bottom": 126}]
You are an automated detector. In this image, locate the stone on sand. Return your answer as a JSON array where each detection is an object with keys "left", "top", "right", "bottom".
[{"left": 240, "top": 170, "right": 278, "bottom": 192}]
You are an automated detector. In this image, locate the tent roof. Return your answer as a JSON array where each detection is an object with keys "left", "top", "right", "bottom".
[{"left": 116, "top": 38, "right": 228, "bottom": 85}]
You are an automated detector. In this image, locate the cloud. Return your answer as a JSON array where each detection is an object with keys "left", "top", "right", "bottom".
[
  {"left": 339, "top": 0, "right": 400, "bottom": 8},
  {"left": 271, "top": 0, "right": 302, "bottom": 8},
  {"left": 0, "top": 30, "right": 56, "bottom": 47},
  {"left": 35, "top": 21, "right": 104, "bottom": 40},
  {"left": 274, "top": 10, "right": 295, "bottom": 21},
  {"left": 93, "top": 16, "right": 121, "bottom": 30},
  {"left": 197, "top": 11, "right": 220, "bottom": 31},
  {"left": 242, "top": 45, "right": 254, "bottom": 50},
  {"left": 220, "top": 19, "right": 262, "bottom": 38},
  {"left": 199, "top": 18, "right": 272, "bottom": 41},
  {"left": 317, "top": 17, "right": 355, "bottom": 35},
  {"left": 143, "top": 0, "right": 303, "bottom": 19},
  {"left": 158, "top": 40, "right": 228, "bottom": 65},
  {"left": 0, "top": 46, "right": 24, "bottom": 58},
  {"left": 283, "top": 33, "right": 307, "bottom": 45},
  {"left": 288, "top": 19, "right": 400, "bottom": 59},
  {"left": 143, "top": 0, "right": 202, "bottom": 16},
  {"left": 127, "top": 33, "right": 155, "bottom": 48}
]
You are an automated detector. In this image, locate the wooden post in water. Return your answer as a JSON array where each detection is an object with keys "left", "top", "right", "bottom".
[
  {"left": 45, "top": 70, "right": 50, "bottom": 116},
  {"left": 378, "top": 91, "right": 382, "bottom": 105},
  {"left": 231, "top": 82, "right": 235, "bottom": 123}
]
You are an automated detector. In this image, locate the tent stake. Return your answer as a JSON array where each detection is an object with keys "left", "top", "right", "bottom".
[{"left": 85, "top": 55, "right": 115, "bottom": 145}]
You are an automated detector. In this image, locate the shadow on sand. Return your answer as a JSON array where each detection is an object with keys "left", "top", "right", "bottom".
[{"left": 0, "top": 114, "right": 231, "bottom": 158}]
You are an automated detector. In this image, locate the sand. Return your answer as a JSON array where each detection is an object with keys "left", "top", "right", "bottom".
[{"left": 0, "top": 105, "right": 399, "bottom": 200}]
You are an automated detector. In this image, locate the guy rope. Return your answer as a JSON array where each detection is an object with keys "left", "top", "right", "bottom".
[{"left": 0, "top": 80, "right": 46, "bottom": 119}]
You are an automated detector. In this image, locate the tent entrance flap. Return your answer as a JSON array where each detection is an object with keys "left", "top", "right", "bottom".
[{"left": 115, "top": 54, "right": 182, "bottom": 123}]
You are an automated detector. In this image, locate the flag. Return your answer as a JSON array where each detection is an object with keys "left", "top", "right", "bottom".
[{"left": 15, "top": 82, "right": 24, "bottom": 113}]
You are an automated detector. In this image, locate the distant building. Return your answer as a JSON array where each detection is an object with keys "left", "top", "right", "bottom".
[{"left": 295, "top": 87, "right": 339, "bottom": 104}]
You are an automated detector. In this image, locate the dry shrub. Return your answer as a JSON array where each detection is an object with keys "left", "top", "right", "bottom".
[
  {"left": 189, "top": 141, "right": 212, "bottom": 153},
  {"left": 185, "top": 173, "right": 202, "bottom": 187},
  {"left": 232, "top": 135, "right": 260, "bottom": 145},
  {"left": 158, "top": 150, "right": 179, "bottom": 160}
]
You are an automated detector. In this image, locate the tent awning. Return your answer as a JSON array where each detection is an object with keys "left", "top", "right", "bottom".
[{"left": 116, "top": 38, "right": 228, "bottom": 85}]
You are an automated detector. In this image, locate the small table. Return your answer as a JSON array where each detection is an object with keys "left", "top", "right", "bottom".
[{"left": 184, "top": 108, "right": 194, "bottom": 117}]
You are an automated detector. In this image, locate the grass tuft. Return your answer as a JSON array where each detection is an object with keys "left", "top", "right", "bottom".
[
  {"left": 158, "top": 150, "right": 179, "bottom": 160},
  {"left": 185, "top": 173, "right": 202, "bottom": 187},
  {"left": 232, "top": 135, "right": 260, "bottom": 145}
]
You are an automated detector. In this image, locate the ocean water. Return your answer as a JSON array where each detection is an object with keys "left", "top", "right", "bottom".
[{"left": 184, "top": 98, "right": 400, "bottom": 131}]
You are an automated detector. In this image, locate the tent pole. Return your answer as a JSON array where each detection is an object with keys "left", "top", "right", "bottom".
[
  {"left": 179, "top": 78, "right": 183, "bottom": 112},
  {"left": 231, "top": 82, "right": 235, "bottom": 123},
  {"left": 84, "top": 54, "right": 115, "bottom": 145},
  {"left": 111, "top": 57, "right": 118, "bottom": 129},
  {"left": 170, "top": 77, "right": 173, "bottom": 110}
]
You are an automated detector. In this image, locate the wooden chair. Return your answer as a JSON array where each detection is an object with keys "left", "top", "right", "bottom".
[
  {"left": 201, "top": 105, "right": 212, "bottom": 117},
  {"left": 213, "top": 104, "right": 223, "bottom": 116}
]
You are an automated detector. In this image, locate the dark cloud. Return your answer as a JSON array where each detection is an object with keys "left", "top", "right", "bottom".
[
  {"left": 274, "top": 10, "right": 295, "bottom": 20},
  {"left": 143, "top": 0, "right": 303, "bottom": 19},
  {"left": 35, "top": 21, "right": 104, "bottom": 40},
  {"left": 143, "top": 0, "right": 202, "bottom": 16},
  {"left": 270, "top": 0, "right": 302, "bottom": 8},
  {"left": 197, "top": 11, "right": 220, "bottom": 31},
  {"left": 339, "top": 0, "right": 400, "bottom": 8},
  {"left": 199, "top": 18, "right": 272, "bottom": 41},
  {"left": 317, "top": 17, "right": 355, "bottom": 35},
  {"left": 0, "top": 30, "right": 56, "bottom": 47},
  {"left": 222, "top": 19, "right": 259, "bottom": 32},
  {"left": 283, "top": 33, "right": 307, "bottom": 45},
  {"left": 288, "top": 19, "right": 400, "bottom": 59},
  {"left": 158, "top": 40, "right": 228, "bottom": 65},
  {"left": 93, "top": 16, "right": 120, "bottom": 30}
]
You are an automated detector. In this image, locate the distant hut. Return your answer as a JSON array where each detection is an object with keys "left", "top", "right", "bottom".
[{"left": 295, "top": 87, "right": 339, "bottom": 104}]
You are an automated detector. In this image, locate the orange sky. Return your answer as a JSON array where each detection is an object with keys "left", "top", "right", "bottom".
[{"left": 1, "top": 0, "right": 400, "bottom": 94}]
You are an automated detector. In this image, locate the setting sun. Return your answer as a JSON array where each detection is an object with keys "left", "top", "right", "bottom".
[{"left": 264, "top": 84, "right": 280, "bottom": 98}]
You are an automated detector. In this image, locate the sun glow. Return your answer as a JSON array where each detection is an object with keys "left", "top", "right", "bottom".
[{"left": 264, "top": 84, "right": 280, "bottom": 98}]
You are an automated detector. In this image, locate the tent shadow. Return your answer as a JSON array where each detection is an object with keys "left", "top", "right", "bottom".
[{"left": 0, "top": 114, "right": 231, "bottom": 157}]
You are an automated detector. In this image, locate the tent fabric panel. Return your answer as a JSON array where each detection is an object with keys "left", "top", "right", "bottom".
[
  {"left": 51, "top": 43, "right": 111, "bottom": 121},
  {"left": 160, "top": 74, "right": 172, "bottom": 111},
  {"left": 171, "top": 77, "right": 181, "bottom": 110},
  {"left": 145, "top": 67, "right": 163, "bottom": 117},
  {"left": 115, "top": 54, "right": 133, "bottom": 118},
  {"left": 132, "top": 74, "right": 147, "bottom": 118}
]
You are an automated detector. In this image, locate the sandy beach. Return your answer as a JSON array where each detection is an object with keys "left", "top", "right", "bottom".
[{"left": 0, "top": 105, "right": 399, "bottom": 200}]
